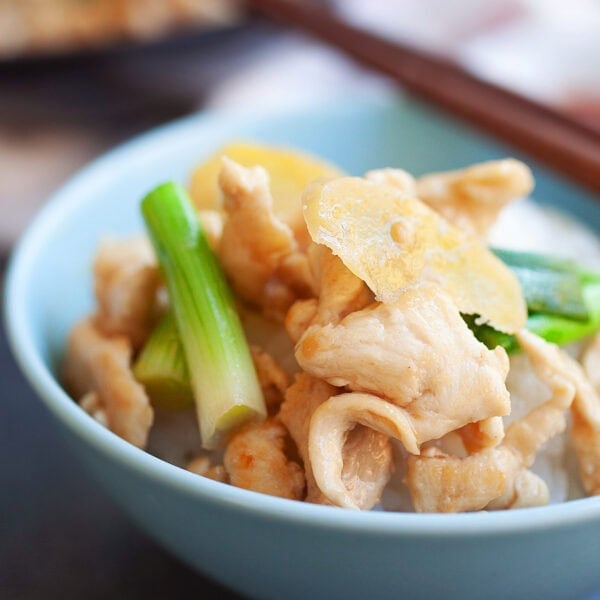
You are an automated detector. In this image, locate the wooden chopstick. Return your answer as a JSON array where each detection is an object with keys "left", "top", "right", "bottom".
[{"left": 248, "top": 0, "right": 600, "bottom": 196}]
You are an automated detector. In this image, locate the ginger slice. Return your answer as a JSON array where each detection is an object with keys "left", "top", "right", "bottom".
[{"left": 302, "top": 177, "right": 526, "bottom": 333}]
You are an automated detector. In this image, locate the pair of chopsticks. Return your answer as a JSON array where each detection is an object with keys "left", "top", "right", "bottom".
[{"left": 248, "top": 0, "right": 600, "bottom": 196}]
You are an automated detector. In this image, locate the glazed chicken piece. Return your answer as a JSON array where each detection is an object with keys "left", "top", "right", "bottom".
[
  {"left": 309, "top": 246, "right": 373, "bottom": 328},
  {"left": 93, "top": 237, "right": 162, "bottom": 349},
  {"left": 297, "top": 284, "right": 510, "bottom": 439},
  {"left": 365, "top": 168, "right": 417, "bottom": 195},
  {"left": 223, "top": 418, "right": 305, "bottom": 500},
  {"left": 571, "top": 334, "right": 600, "bottom": 495},
  {"left": 456, "top": 416, "right": 505, "bottom": 453},
  {"left": 198, "top": 209, "right": 224, "bottom": 250},
  {"left": 405, "top": 331, "right": 578, "bottom": 512},
  {"left": 285, "top": 298, "right": 318, "bottom": 344},
  {"left": 250, "top": 345, "right": 290, "bottom": 414},
  {"left": 301, "top": 285, "right": 511, "bottom": 509},
  {"left": 218, "top": 157, "right": 314, "bottom": 320},
  {"left": 416, "top": 159, "right": 534, "bottom": 238},
  {"left": 63, "top": 317, "right": 153, "bottom": 448},
  {"left": 285, "top": 246, "right": 372, "bottom": 343},
  {"left": 279, "top": 373, "right": 393, "bottom": 508},
  {"left": 406, "top": 445, "right": 517, "bottom": 513},
  {"left": 187, "top": 456, "right": 228, "bottom": 483}
]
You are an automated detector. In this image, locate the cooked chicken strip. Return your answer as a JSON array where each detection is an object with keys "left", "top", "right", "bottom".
[
  {"left": 311, "top": 246, "right": 373, "bottom": 327},
  {"left": 582, "top": 334, "right": 600, "bottom": 389},
  {"left": 406, "top": 445, "right": 515, "bottom": 513},
  {"left": 250, "top": 345, "right": 290, "bottom": 414},
  {"left": 456, "top": 416, "right": 505, "bottom": 453},
  {"left": 365, "top": 168, "right": 417, "bottom": 195},
  {"left": 309, "top": 392, "right": 419, "bottom": 509},
  {"left": 406, "top": 331, "right": 577, "bottom": 512},
  {"left": 571, "top": 334, "right": 600, "bottom": 494},
  {"left": 80, "top": 391, "right": 108, "bottom": 428},
  {"left": 93, "top": 237, "right": 162, "bottom": 349},
  {"left": 504, "top": 331, "right": 578, "bottom": 464},
  {"left": 64, "top": 318, "right": 153, "bottom": 448},
  {"left": 224, "top": 418, "right": 305, "bottom": 500},
  {"left": 187, "top": 456, "right": 228, "bottom": 483},
  {"left": 279, "top": 373, "right": 393, "bottom": 508},
  {"left": 489, "top": 467, "right": 550, "bottom": 510},
  {"left": 285, "top": 246, "right": 372, "bottom": 343},
  {"left": 198, "top": 209, "right": 223, "bottom": 250},
  {"left": 416, "top": 159, "right": 534, "bottom": 238},
  {"left": 218, "top": 157, "right": 314, "bottom": 319},
  {"left": 280, "top": 373, "right": 338, "bottom": 504},
  {"left": 297, "top": 284, "right": 511, "bottom": 439},
  {"left": 285, "top": 298, "right": 318, "bottom": 344}
]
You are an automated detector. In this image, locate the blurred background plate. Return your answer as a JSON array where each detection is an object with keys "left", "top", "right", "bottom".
[{"left": 0, "top": 0, "right": 244, "bottom": 61}]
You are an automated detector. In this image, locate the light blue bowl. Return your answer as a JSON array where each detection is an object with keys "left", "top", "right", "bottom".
[{"left": 5, "top": 98, "right": 600, "bottom": 600}]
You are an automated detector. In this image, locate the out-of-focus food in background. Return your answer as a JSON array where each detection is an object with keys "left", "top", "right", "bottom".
[
  {"left": 1, "top": 0, "right": 599, "bottom": 253},
  {"left": 0, "top": 0, "right": 243, "bottom": 59}
]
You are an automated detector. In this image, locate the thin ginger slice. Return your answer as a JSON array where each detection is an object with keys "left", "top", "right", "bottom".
[{"left": 302, "top": 176, "right": 526, "bottom": 333}]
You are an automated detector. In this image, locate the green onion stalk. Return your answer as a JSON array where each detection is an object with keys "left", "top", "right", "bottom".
[
  {"left": 133, "top": 312, "right": 193, "bottom": 410},
  {"left": 141, "top": 182, "right": 265, "bottom": 448},
  {"left": 467, "top": 249, "right": 600, "bottom": 352}
]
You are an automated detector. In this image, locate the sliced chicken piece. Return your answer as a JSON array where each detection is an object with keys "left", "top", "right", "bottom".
[
  {"left": 218, "top": 157, "right": 314, "bottom": 320},
  {"left": 571, "top": 334, "right": 600, "bottom": 494},
  {"left": 407, "top": 445, "right": 549, "bottom": 513},
  {"left": 223, "top": 418, "right": 305, "bottom": 500},
  {"left": 582, "top": 334, "right": 600, "bottom": 389},
  {"left": 504, "top": 331, "right": 578, "bottom": 465},
  {"left": 93, "top": 237, "right": 162, "bottom": 349},
  {"left": 285, "top": 298, "right": 318, "bottom": 344},
  {"left": 280, "top": 373, "right": 338, "bottom": 504},
  {"left": 416, "top": 159, "right": 534, "bottom": 238},
  {"left": 187, "top": 456, "right": 228, "bottom": 483},
  {"left": 310, "top": 246, "right": 373, "bottom": 327},
  {"left": 297, "top": 284, "right": 510, "bottom": 440},
  {"left": 80, "top": 391, "right": 108, "bottom": 428},
  {"left": 198, "top": 209, "right": 223, "bottom": 250},
  {"left": 285, "top": 246, "right": 372, "bottom": 343},
  {"left": 456, "top": 416, "right": 505, "bottom": 453},
  {"left": 250, "top": 345, "right": 290, "bottom": 414},
  {"left": 365, "top": 168, "right": 417, "bottom": 195},
  {"left": 405, "top": 331, "right": 577, "bottom": 512},
  {"left": 487, "top": 467, "right": 550, "bottom": 510},
  {"left": 309, "top": 392, "right": 418, "bottom": 509},
  {"left": 406, "top": 445, "right": 515, "bottom": 513},
  {"left": 64, "top": 318, "right": 154, "bottom": 448},
  {"left": 280, "top": 374, "right": 393, "bottom": 508}
]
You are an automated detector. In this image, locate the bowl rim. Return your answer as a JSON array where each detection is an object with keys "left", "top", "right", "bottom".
[{"left": 5, "top": 99, "right": 600, "bottom": 537}]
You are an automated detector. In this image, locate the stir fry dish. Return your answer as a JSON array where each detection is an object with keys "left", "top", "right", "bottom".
[{"left": 63, "top": 142, "right": 600, "bottom": 512}]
